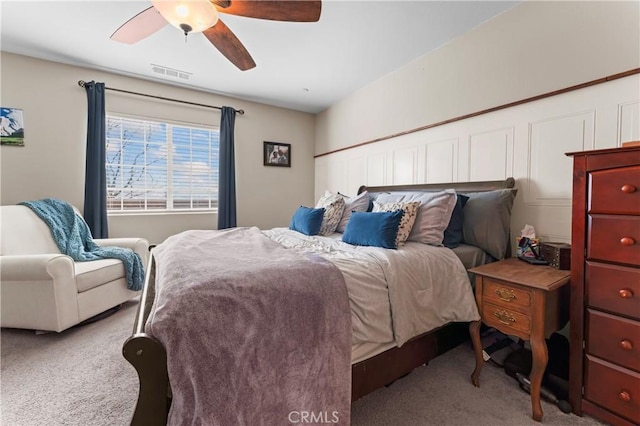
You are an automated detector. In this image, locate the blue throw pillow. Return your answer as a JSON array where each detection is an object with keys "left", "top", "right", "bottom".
[
  {"left": 290, "top": 206, "right": 325, "bottom": 236},
  {"left": 342, "top": 210, "right": 403, "bottom": 249},
  {"left": 443, "top": 194, "right": 469, "bottom": 249}
]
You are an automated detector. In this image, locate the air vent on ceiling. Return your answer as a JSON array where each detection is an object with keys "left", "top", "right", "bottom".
[{"left": 151, "top": 64, "right": 192, "bottom": 81}]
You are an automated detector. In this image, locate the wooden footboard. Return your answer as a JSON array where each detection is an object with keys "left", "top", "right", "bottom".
[{"left": 122, "top": 253, "right": 170, "bottom": 425}]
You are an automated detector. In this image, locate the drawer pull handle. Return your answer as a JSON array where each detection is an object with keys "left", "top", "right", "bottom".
[
  {"left": 619, "top": 391, "right": 631, "bottom": 402},
  {"left": 494, "top": 309, "right": 516, "bottom": 325},
  {"left": 621, "top": 184, "right": 636, "bottom": 194},
  {"left": 620, "top": 237, "right": 635, "bottom": 246},
  {"left": 495, "top": 288, "right": 517, "bottom": 302},
  {"left": 619, "top": 289, "right": 634, "bottom": 299},
  {"left": 620, "top": 340, "right": 633, "bottom": 351}
]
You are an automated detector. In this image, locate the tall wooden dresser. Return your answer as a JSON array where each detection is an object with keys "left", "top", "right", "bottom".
[{"left": 567, "top": 146, "right": 640, "bottom": 426}]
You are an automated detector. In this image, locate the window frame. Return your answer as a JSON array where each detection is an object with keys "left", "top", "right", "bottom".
[{"left": 105, "top": 113, "right": 220, "bottom": 215}]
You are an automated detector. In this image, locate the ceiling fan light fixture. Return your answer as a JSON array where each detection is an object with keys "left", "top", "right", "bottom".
[{"left": 152, "top": 0, "right": 219, "bottom": 34}]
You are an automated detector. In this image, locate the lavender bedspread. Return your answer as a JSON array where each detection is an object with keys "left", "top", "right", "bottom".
[{"left": 146, "top": 227, "right": 352, "bottom": 425}]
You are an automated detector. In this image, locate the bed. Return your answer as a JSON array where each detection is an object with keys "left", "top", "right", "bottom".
[{"left": 123, "top": 178, "right": 516, "bottom": 425}]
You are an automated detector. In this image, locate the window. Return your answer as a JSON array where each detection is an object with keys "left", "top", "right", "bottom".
[{"left": 106, "top": 115, "right": 219, "bottom": 212}]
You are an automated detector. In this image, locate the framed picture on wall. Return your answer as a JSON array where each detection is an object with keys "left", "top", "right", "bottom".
[
  {"left": 0, "top": 107, "right": 25, "bottom": 146},
  {"left": 263, "top": 141, "right": 291, "bottom": 167}
]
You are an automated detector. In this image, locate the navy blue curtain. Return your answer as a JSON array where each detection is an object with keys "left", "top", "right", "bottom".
[
  {"left": 83, "top": 81, "right": 108, "bottom": 238},
  {"left": 217, "top": 106, "right": 237, "bottom": 229}
]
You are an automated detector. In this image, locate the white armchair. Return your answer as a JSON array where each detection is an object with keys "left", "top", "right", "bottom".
[{"left": 0, "top": 205, "right": 149, "bottom": 332}]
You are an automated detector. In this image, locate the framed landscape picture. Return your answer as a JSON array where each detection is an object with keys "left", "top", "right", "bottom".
[
  {"left": 1, "top": 107, "right": 25, "bottom": 146},
  {"left": 263, "top": 141, "right": 291, "bottom": 167}
]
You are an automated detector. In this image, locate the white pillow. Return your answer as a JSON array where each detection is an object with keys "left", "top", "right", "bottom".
[
  {"left": 315, "top": 191, "right": 346, "bottom": 235},
  {"left": 336, "top": 191, "right": 370, "bottom": 233}
]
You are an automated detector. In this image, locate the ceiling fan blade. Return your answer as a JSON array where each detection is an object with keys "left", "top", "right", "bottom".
[
  {"left": 110, "top": 7, "right": 168, "bottom": 44},
  {"left": 213, "top": 0, "right": 322, "bottom": 22},
  {"left": 203, "top": 19, "right": 256, "bottom": 71}
]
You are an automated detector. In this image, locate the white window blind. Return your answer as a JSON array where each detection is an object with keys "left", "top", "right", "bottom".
[{"left": 106, "top": 115, "right": 219, "bottom": 212}]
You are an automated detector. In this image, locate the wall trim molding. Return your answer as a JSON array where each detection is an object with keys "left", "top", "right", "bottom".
[{"left": 314, "top": 68, "right": 640, "bottom": 159}]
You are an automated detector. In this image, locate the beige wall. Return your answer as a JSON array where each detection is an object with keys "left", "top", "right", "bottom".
[
  {"left": 0, "top": 53, "right": 315, "bottom": 244},
  {"left": 315, "top": 1, "right": 640, "bottom": 154}
]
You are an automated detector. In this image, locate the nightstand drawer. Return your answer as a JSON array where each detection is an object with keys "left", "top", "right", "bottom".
[
  {"left": 482, "top": 302, "right": 531, "bottom": 335},
  {"left": 586, "top": 309, "right": 640, "bottom": 372},
  {"left": 585, "top": 355, "right": 640, "bottom": 424},
  {"left": 590, "top": 166, "right": 640, "bottom": 215},
  {"left": 586, "top": 262, "right": 640, "bottom": 320},
  {"left": 482, "top": 278, "right": 532, "bottom": 313},
  {"left": 588, "top": 215, "right": 640, "bottom": 266}
]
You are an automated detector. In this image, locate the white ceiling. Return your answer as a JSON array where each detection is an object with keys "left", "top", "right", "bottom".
[{"left": 1, "top": 1, "right": 518, "bottom": 113}]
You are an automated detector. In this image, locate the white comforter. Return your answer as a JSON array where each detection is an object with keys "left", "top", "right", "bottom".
[{"left": 263, "top": 228, "right": 480, "bottom": 347}]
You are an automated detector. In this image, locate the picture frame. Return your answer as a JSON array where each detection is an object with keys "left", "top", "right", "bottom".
[
  {"left": 263, "top": 141, "right": 291, "bottom": 167},
  {"left": 1, "top": 107, "right": 25, "bottom": 146}
]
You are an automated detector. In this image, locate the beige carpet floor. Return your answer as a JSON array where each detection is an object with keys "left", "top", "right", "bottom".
[{"left": 1, "top": 300, "right": 605, "bottom": 425}]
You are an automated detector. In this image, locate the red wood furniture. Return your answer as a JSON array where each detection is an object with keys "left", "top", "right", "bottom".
[
  {"left": 469, "top": 258, "right": 570, "bottom": 422},
  {"left": 567, "top": 146, "right": 640, "bottom": 426}
]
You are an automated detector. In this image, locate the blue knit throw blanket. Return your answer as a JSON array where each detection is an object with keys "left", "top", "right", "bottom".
[{"left": 20, "top": 198, "right": 144, "bottom": 291}]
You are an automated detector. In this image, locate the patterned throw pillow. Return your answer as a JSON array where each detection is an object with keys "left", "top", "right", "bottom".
[
  {"left": 315, "top": 191, "right": 346, "bottom": 235},
  {"left": 372, "top": 201, "right": 420, "bottom": 246}
]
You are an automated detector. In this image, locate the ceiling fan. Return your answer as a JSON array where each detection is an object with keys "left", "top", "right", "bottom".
[{"left": 111, "top": 0, "right": 322, "bottom": 71}]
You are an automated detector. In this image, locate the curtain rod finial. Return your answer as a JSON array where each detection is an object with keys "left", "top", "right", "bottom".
[
  {"left": 238, "top": 109, "right": 245, "bottom": 115},
  {"left": 78, "top": 80, "right": 86, "bottom": 87}
]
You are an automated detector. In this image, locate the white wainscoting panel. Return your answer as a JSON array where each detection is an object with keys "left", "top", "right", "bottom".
[
  {"left": 468, "top": 127, "right": 514, "bottom": 182},
  {"left": 392, "top": 146, "right": 417, "bottom": 184},
  {"left": 619, "top": 101, "right": 640, "bottom": 144},
  {"left": 346, "top": 156, "right": 366, "bottom": 196},
  {"left": 527, "top": 111, "right": 595, "bottom": 205},
  {"left": 326, "top": 159, "right": 347, "bottom": 195},
  {"left": 366, "top": 152, "right": 387, "bottom": 187},
  {"left": 314, "top": 160, "right": 328, "bottom": 201},
  {"left": 424, "top": 138, "right": 457, "bottom": 183}
]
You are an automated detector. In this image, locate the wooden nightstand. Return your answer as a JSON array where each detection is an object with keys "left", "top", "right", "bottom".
[{"left": 468, "top": 257, "right": 570, "bottom": 422}]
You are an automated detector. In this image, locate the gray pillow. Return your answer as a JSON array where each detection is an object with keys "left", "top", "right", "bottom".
[
  {"left": 336, "top": 191, "right": 370, "bottom": 233},
  {"left": 462, "top": 189, "right": 517, "bottom": 260},
  {"left": 402, "top": 190, "right": 457, "bottom": 246}
]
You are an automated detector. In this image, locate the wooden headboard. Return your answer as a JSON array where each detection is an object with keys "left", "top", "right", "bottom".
[
  {"left": 358, "top": 177, "right": 517, "bottom": 259},
  {"left": 358, "top": 177, "right": 515, "bottom": 195}
]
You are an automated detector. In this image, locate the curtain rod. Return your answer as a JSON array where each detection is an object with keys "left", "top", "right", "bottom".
[{"left": 77, "top": 80, "right": 244, "bottom": 115}]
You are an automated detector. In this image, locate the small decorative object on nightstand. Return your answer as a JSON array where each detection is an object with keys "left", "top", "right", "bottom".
[
  {"left": 468, "top": 257, "right": 570, "bottom": 422},
  {"left": 539, "top": 242, "right": 571, "bottom": 270}
]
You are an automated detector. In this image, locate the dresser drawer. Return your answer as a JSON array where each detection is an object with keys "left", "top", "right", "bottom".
[
  {"left": 586, "top": 262, "right": 640, "bottom": 320},
  {"left": 584, "top": 355, "right": 640, "bottom": 424},
  {"left": 586, "top": 309, "right": 640, "bottom": 372},
  {"left": 590, "top": 166, "right": 640, "bottom": 215},
  {"left": 588, "top": 215, "right": 640, "bottom": 266},
  {"left": 482, "top": 278, "right": 532, "bottom": 314},
  {"left": 482, "top": 302, "right": 531, "bottom": 336}
]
